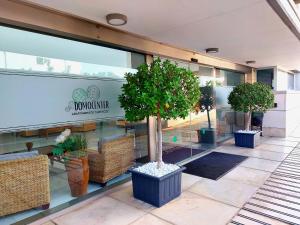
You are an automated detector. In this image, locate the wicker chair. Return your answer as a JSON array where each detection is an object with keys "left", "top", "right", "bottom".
[
  {"left": 88, "top": 135, "right": 134, "bottom": 185},
  {"left": 0, "top": 155, "right": 50, "bottom": 216}
]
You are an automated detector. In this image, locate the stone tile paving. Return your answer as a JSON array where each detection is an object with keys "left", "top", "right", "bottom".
[{"left": 29, "top": 134, "right": 299, "bottom": 225}]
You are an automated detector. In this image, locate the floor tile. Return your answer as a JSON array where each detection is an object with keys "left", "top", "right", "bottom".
[
  {"left": 53, "top": 196, "right": 146, "bottom": 225},
  {"left": 130, "top": 214, "right": 173, "bottom": 225},
  {"left": 181, "top": 173, "right": 203, "bottom": 190},
  {"left": 215, "top": 146, "right": 288, "bottom": 161},
  {"left": 239, "top": 157, "right": 281, "bottom": 172},
  {"left": 263, "top": 139, "right": 298, "bottom": 147},
  {"left": 255, "top": 143, "right": 294, "bottom": 153},
  {"left": 109, "top": 186, "right": 155, "bottom": 212},
  {"left": 247, "top": 150, "right": 288, "bottom": 161},
  {"left": 151, "top": 192, "right": 239, "bottom": 225},
  {"left": 188, "top": 178, "right": 258, "bottom": 207},
  {"left": 222, "top": 166, "right": 271, "bottom": 187},
  {"left": 41, "top": 222, "right": 56, "bottom": 225},
  {"left": 271, "top": 137, "right": 300, "bottom": 142}
]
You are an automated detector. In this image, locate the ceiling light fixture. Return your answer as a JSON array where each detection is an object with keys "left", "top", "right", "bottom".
[
  {"left": 205, "top": 48, "right": 219, "bottom": 53},
  {"left": 246, "top": 60, "right": 256, "bottom": 64},
  {"left": 291, "top": 69, "right": 300, "bottom": 73},
  {"left": 106, "top": 13, "right": 127, "bottom": 26}
]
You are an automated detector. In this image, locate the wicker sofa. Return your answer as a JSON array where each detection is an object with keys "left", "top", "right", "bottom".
[
  {"left": 0, "top": 153, "right": 50, "bottom": 217},
  {"left": 87, "top": 134, "right": 134, "bottom": 185}
]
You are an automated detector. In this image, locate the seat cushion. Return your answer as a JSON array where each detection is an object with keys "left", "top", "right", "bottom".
[
  {"left": 98, "top": 134, "right": 128, "bottom": 153},
  {"left": 0, "top": 150, "right": 39, "bottom": 161}
]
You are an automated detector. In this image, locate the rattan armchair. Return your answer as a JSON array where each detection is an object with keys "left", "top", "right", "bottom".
[
  {"left": 0, "top": 155, "right": 50, "bottom": 216},
  {"left": 87, "top": 135, "right": 134, "bottom": 185}
]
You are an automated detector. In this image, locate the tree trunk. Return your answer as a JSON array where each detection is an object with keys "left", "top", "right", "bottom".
[
  {"left": 245, "top": 111, "right": 252, "bottom": 131},
  {"left": 207, "top": 110, "right": 211, "bottom": 129},
  {"left": 156, "top": 114, "right": 163, "bottom": 168}
]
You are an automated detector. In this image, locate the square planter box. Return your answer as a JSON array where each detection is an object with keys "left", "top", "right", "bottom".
[
  {"left": 197, "top": 128, "right": 216, "bottom": 144},
  {"left": 130, "top": 166, "right": 185, "bottom": 207},
  {"left": 234, "top": 131, "right": 261, "bottom": 148}
]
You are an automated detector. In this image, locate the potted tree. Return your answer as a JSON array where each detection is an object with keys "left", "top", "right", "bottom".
[
  {"left": 228, "top": 82, "right": 274, "bottom": 148},
  {"left": 119, "top": 58, "right": 200, "bottom": 207},
  {"left": 52, "top": 129, "right": 89, "bottom": 197},
  {"left": 196, "top": 81, "right": 216, "bottom": 144}
]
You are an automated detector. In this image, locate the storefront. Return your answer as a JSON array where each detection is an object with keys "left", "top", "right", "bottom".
[
  {"left": 0, "top": 3, "right": 253, "bottom": 222},
  {"left": 0, "top": 25, "right": 148, "bottom": 224},
  {"left": 154, "top": 57, "right": 246, "bottom": 163}
]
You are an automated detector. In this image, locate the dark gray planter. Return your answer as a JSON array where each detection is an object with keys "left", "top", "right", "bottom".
[
  {"left": 234, "top": 131, "right": 261, "bottom": 148},
  {"left": 130, "top": 166, "right": 185, "bottom": 207},
  {"left": 197, "top": 128, "right": 216, "bottom": 144}
]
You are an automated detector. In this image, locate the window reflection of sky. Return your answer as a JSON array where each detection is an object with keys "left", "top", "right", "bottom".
[{"left": 0, "top": 51, "right": 136, "bottom": 79}]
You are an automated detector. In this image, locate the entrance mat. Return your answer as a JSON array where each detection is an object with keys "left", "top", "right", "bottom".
[
  {"left": 163, "top": 147, "right": 205, "bottom": 164},
  {"left": 135, "top": 146, "right": 205, "bottom": 164},
  {"left": 183, "top": 152, "right": 247, "bottom": 180}
]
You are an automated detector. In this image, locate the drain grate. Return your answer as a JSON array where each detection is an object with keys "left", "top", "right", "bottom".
[{"left": 230, "top": 146, "right": 300, "bottom": 225}]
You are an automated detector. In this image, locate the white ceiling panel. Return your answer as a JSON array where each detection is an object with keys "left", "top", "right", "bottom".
[{"left": 23, "top": 0, "right": 300, "bottom": 70}]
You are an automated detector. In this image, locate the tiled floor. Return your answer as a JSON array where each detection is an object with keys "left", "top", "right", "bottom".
[
  {"left": 230, "top": 147, "right": 300, "bottom": 224},
  {"left": 18, "top": 133, "right": 300, "bottom": 225}
]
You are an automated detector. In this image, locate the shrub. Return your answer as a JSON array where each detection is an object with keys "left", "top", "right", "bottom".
[
  {"left": 119, "top": 58, "right": 200, "bottom": 167},
  {"left": 228, "top": 82, "right": 274, "bottom": 130}
]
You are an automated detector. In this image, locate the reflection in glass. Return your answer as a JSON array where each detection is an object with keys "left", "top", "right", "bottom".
[
  {"left": 215, "top": 69, "right": 245, "bottom": 142},
  {"left": 0, "top": 120, "right": 148, "bottom": 222}
]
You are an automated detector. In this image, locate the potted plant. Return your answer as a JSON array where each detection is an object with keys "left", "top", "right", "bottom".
[
  {"left": 52, "top": 129, "right": 89, "bottom": 197},
  {"left": 119, "top": 58, "right": 200, "bottom": 207},
  {"left": 196, "top": 81, "right": 216, "bottom": 144},
  {"left": 228, "top": 82, "right": 274, "bottom": 148}
]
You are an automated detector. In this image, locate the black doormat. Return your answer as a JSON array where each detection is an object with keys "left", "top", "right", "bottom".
[
  {"left": 163, "top": 147, "right": 205, "bottom": 164},
  {"left": 183, "top": 152, "right": 247, "bottom": 180},
  {"left": 135, "top": 145, "right": 205, "bottom": 164}
]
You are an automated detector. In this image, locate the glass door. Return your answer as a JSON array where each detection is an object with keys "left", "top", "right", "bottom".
[{"left": 215, "top": 69, "right": 246, "bottom": 143}]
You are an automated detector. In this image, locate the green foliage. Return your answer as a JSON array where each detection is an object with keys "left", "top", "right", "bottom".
[
  {"left": 198, "top": 81, "right": 215, "bottom": 129},
  {"left": 119, "top": 58, "right": 200, "bottom": 121},
  {"left": 199, "top": 81, "right": 215, "bottom": 112},
  {"left": 228, "top": 82, "right": 274, "bottom": 113},
  {"left": 52, "top": 135, "right": 87, "bottom": 157}
]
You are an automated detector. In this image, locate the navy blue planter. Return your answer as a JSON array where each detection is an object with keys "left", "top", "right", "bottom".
[
  {"left": 234, "top": 131, "right": 261, "bottom": 148},
  {"left": 130, "top": 166, "right": 185, "bottom": 207}
]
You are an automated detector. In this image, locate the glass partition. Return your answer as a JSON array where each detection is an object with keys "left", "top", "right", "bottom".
[
  {"left": 0, "top": 25, "right": 147, "bottom": 224},
  {"left": 215, "top": 69, "right": 245, "bottom": 142}
]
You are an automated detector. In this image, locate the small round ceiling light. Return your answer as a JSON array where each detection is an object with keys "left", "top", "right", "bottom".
[
  {"left": 106, "top": 13, "right": 127, "bottom": 26},
  {"left": 291, "top": 69, "right": 300, "bottom": 73},
  {"left": 205, "top": 48, "right": 219, "bottom": 53},
  {"left": 246, "top": 60, "right": 256, "bottom": 65}
]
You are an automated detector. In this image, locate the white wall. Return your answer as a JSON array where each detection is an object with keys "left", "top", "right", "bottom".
[
  {"left": 274, "top": 69, "right": 289, "bottom": 91},
  {"left": 263, "top": 91, "right": 300, "bottom": 137}
]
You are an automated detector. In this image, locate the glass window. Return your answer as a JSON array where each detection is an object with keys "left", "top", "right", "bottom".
[
  {"left": 257, "top": 69, "right": 274, "bottom": 89},
  {"left": 215, "top": 69, "right": 245, "bottom": 142},
  {"left": 217, "top": 69, "right": 245, "bottom": 86},
  {"left": 0, "top": 25, "right": 147, "bottom": 224},
  {"left": 288, "top": 73, "right": 295, "bottom": 90}
]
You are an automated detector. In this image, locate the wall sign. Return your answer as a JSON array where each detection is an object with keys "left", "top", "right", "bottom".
[{"left": 0, "top": 70, "right": 125, "bottom": 132}]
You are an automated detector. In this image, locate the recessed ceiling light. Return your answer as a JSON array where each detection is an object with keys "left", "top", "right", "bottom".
[
  {"left": 106, "top": 13, "right": 127, "bottom": 26},
  {"left": 205, "top": 48, "right": 219, "bottom": 53},
  {"left": 246, "top": 60, "right": 256, "bottom": 64},
  {"left": 291, "top": 69, "right": 300, "bottom": 73}
]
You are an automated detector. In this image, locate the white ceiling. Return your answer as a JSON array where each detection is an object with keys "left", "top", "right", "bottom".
[{"left": 24, "top": 0, "right": 300, "bottom": 70}]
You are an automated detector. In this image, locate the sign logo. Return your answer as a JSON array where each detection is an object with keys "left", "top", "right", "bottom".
[{"left": 65, "top": 85, "right": 109, "bottom": 115}]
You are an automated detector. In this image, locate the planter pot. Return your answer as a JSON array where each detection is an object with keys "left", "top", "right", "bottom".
[
  {"left": 234, "top": 131, "right": 261, "bottom": 148},
  {"left": 65, "top": 156, "right": 89, "bottom": 197},
  {"left": 130, "top": 167, "right": 185, "bottom": 207},
  {"left": 197, "top": 128, "right": 216, "bottom": 144}
]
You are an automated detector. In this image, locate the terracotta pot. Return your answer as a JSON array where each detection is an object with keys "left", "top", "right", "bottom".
[
  {"left": 26, "top": 142, "right": 33, "bottom": 151},
  {"left": 65, "top": 156, "right": 89, "bottom": 197}
]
